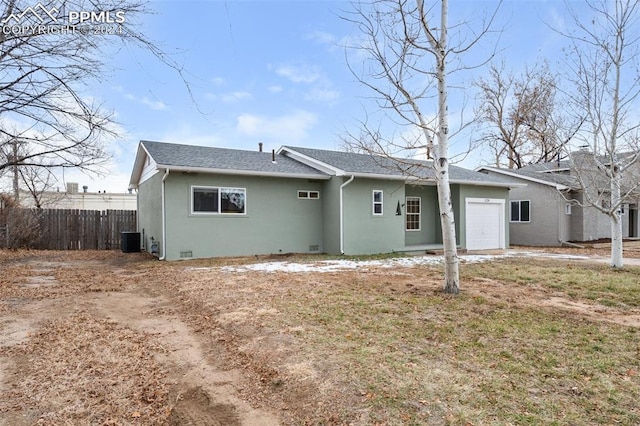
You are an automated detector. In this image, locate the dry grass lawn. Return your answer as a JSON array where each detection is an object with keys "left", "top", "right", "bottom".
[{"left": 0, "top": 249, "right": 639, "bottom": 425}]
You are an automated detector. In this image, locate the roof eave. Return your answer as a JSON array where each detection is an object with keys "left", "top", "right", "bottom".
[
  {"left": 154, "top": 164, "right": 331, "bottom": 180},
  {"left": 449, "top": 178, "right": 526, "bottom": 188},
  {"left": 278, "top": 147, "right": 344, "bottom": 176},
  {"left": 476, "top": 166, "right": 569, "bottom": 190},
  {"left": 129, "top": 143, "right": 154, "bottom": 189},
  {"left": 341, "top": 172, "right": 524, "bottom": 187}
]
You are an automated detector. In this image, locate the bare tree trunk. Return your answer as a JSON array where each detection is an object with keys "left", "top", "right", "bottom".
[
  {"left": 11, "top": 139, "right": 20, "bottom": 205},
  {"left": 432, "top": 0, "right": 459, "bottom": 294},
  {"left": 611, "top": 174, "right": 624, "bottom": 268},
  {"left": 436, "top": 159, "right": 460, "bottom": 293}
]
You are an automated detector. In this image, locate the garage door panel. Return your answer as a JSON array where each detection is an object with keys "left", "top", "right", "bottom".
[{"left": 466, "top": 199, "right": 505, "bottom": 250}]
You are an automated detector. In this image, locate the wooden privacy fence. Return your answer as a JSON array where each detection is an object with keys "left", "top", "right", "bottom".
[{"left": 0, "top": 208, "right": 137, "bottom": 250}]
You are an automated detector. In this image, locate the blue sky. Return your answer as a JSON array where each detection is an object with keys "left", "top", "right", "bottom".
[{"left": 62, "top": 0, "right": 575, "bottom": 193}]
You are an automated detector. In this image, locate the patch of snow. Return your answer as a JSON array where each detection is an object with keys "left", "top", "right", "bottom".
[
  {"left": 218, "top": 253, "right": 520, "bottom": 274},
  {"left": 190, "top": 251, "right": 593, "bottom": 274}
]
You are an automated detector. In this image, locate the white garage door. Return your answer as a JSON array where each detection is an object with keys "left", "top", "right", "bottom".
[{"left": 465, "top": 198, "right": 505, "bottom": 250}]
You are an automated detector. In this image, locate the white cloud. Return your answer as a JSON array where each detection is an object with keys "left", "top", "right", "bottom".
[
  {"left": 121, "top": 89, "right": 169, "bottom": 111},
  {"left": 273, "top": 63, "right": 322, "bottom": 84},
  {"left": 236, "top": 110, "right": 318, "bottom": 142},
  {"left": 226, "top": 91, "right": 252, "bottom": 101},
  {"left": 304, "top": 30, "right": 336, "bottom": 45},
  {"left": 267, "top": 85, "right": 283, "bottom": 93},
  {"left": 303, "top": 87, "right": 340, "bottom": 104},
  {"left": 341, "top": 33, "right": 372, "bottom": 62},
  {"left": 140, "top": 97, "right": 169, "bottom": 111},
  {"left": 156, "top": 124, "right": 224, "bottom": 148},
  {"left": 271, "top": 62, "right": 340, "bottom": 105},
  {"left": 204, "top": 91, "right": 253, "bottom": 103},
  {"left": 211, "top": 77, "right": 226, "bottom": 86}
]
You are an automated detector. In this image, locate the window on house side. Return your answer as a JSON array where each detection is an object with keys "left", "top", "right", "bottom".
[
  {"left": 600, "top": 191, "right": 611, "bottom": 209},
  {"left": 373, "top": 190, "right": 383, "bottom": 215},
  {"left": 565, "top": 203, "right": 572, "bottom": 215},
  {"left": 193, "top": 187, "right": 218, "bottom": 213},
  {"left": 406, "top": 197, "right": 421, "bottom": 230},
  {"left": 192, "top": 186, "right": 246, "bottom": 214},
  {"left": 298, "top": 190, "right": 320, "bottom": 199},
  {"left": 510, "top": 200, "right": 530, "bottom": 222}
]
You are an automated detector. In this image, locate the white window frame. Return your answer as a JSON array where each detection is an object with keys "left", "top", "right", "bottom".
[
  {"left": 405, "top": 196, "right": 421, "bottom": 231},
  {"left": 565, "top": 203, "right": 572, "bottom": 215},
  {"left": 510, "top": 200, "right": 530, "bottom": 223},
  {"left": 298, "top": 190, "right": 320, "bottom": 199},
  {"left": 372, "top": 190, "right": 383, "bottom": 216},
  {"left": 191, "top": 186, "right": 247, "bottom": 215}
]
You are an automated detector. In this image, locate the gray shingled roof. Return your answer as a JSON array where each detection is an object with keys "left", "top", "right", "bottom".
[
  {"left": 141, "top": 141, "right": 329, "bottom": 177},
  {"left": 491, "top": 151, "right": 640, "bottom": 189},
  {"left": 138, "top": 141, "right": 520, "bottom": 186},
  {"left": 508, "top": 161, "right": 577, "bottom": 188},
  {"left": 283, "top": 146, "right": 515, "bottom": 185}
]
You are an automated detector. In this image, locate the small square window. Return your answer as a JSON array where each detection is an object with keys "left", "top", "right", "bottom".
[
  {"left": 298, "top": 190, "right": 319, "bottom": 199},
  {"left": 565, "top": 203, "right": 572, "bottom": 215}
]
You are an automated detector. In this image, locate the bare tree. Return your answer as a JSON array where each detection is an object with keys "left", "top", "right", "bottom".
[
  {"left": 560, "top": 0, "right": 640, "bottom": 268},
  {"left": 0, "top": 1, "right": 185, "bottom": 186},
  {"left": 19, "top": 164, "right": 61, "bottom": 209},
  {"left": 343, "top": 0, "right": 500, "bottom": 294},
  {"left": 474, "top": 61, "right": 577, "bottom": 169}
]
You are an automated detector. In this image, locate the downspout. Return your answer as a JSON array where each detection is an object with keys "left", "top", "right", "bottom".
[
  {"left": 558, "top": 200, "right": 564, "bottom": 246},
  {"left": 339, "top": 175, "right": 355, "bottom": 254},
  {"left": 159, "top": 169, "right": 170, "bottom": 260}
]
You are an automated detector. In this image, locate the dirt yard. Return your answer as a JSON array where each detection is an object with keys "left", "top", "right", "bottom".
[{"left": 1, "top": 248, "right": 639, "bottom": 425}]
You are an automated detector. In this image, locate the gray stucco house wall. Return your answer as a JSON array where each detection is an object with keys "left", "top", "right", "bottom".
[
  {"left": 130, "top": 141, "right": 518, "bottom": 260},
  {"left": 479, "top": 164, "right": 637, "bottom": 247}
]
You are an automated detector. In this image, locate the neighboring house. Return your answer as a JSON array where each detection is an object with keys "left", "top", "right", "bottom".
[
  {"left": 129, "top": 140, "right": 521, "bottom": 260},
  {"left": 477, "top": 151, "right": 640, "bottom": 247},
  {"left": 17, "top": 183, "right": 137, "bottom": 210}
]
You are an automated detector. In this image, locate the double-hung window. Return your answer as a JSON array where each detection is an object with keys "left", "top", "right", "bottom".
[
  {"left": 192, "top": 186, "right": 246, "bottom": 214},
  {"left": 406, "top": 197, "right": 421, "bottom": 230},
  {"left": 372, "top": 190, "right": 383, "bottom": 215},
  {"left": 510, "top": 200, "right": 530, "bottom": 222}
]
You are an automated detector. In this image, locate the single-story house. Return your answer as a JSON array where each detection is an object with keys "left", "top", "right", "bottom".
[
  {"left": 477, "top": 153, "right": 640, "bottom": 247},
  {"left": 129, "top": 140, "right": 521, "bottom": 260}
]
